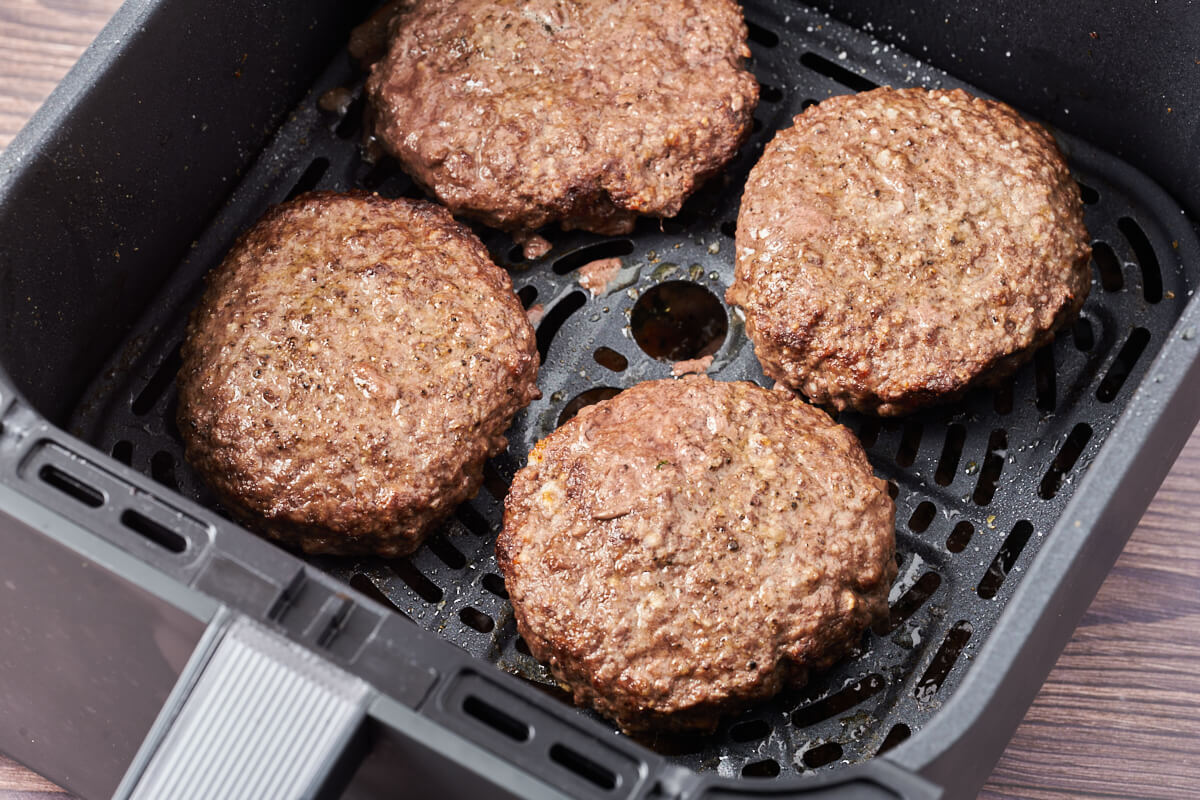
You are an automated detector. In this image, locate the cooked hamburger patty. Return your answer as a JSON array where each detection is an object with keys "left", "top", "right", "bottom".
[
  {"left": 362, "top": 0, "right": 759, "bottom": 235},
  {"left": 177, "top": 192, "right": 539, "bottom": 556},
  {"left": 726, "top": 87, "right": 1092, "bottom": 415},
  {"left": 496, "top": 376, "right": 896, "bottom": 733}
]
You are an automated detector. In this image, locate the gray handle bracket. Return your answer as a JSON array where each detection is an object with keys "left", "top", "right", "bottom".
[{"left": 116, "top": 611, "right": 373, "bottom": 800}]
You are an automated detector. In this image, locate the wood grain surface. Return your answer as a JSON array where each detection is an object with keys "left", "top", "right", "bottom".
[{"left": 1, "top": 2, "right": 1198, "bottom": 798}]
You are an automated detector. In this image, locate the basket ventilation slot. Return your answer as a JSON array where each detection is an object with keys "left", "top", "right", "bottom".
[
  {"left": 549, "top": 743, "right": 618, "bottom": 791},
  {"left": 38, "top": 464, "right": 104, "bottom": 508},
  {"left": 978, "top": 521, "right": 1035, "bottom": 600},
  {"left": 120, "top": 509, "right": 187, "bottom": 553},
  {"left": 463, "top": 695, "right": 530, "bottom": 743}
]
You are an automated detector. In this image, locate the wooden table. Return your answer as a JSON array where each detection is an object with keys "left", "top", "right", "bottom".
[{"left": 1, "top": 2, "right": 1198, "bottom": 797}]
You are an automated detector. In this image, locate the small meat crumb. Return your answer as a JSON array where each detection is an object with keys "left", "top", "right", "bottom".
[
  {"left": 519, "top": 234, "right": 553, "bottom": 261},
  {"left": 578, "top": 257, "right": 623, "bottom": 296},
  {"left": 318, "top": 87, "right": 356, "bottom": 116},
  {"left": 671, "top": 354, "right": 714, "bottom": 376},
  {"left": 526, "top": 303, "right": 546, "bottom": 326}
]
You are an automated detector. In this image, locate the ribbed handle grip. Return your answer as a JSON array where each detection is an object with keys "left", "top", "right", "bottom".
[{"left": 126, "top": 615, "right": 371, "bottom": 800}]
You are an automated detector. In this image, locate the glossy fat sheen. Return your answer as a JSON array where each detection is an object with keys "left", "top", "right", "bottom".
[
  {"left": 727, "top": 88, "right": 1092, "bottom": 415},
  {"left": 496, "top": 376, "right": 896, "bottom": 732},
  {"left": 364, "top": 0, "right": 759, "bottom": 235},
  {"left": 177, "top": 192, "right": 539, "bottom": 556}
]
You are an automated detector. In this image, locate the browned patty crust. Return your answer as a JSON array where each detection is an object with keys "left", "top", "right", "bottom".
[
  {"left": 496, "top": 376, "right": 896, "bottom": 733},
  {"left": 363, "top": 0, "right": 759, "bottom": 235},
  {"left": 726, "top": 87, "right": 1092, "bottom": 415},
  {"left": 178, "top": 192, "right": 539, "bottom": 556}
]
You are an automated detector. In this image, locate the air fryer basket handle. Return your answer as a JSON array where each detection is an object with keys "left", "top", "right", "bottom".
[{"left": 115, "top": 613, "right": 373, "bottom": 800}]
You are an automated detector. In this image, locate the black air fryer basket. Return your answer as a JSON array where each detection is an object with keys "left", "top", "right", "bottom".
[{"left": 2, "top": 2, "right": 1199, "bottom": 798}]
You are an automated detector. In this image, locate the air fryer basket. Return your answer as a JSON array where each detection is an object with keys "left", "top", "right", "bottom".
[
  {"left": 3, "top": 1, "right": 1199, "bottom": 798},
  {"left": 65, "top": 0, "right": 1197, "bottom": 784}
]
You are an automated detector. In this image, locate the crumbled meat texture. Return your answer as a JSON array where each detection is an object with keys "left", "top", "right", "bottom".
[
  {"left": 671, "top": 354, "right": 714, "bottom": 376},
  {"left": 726, "top": 87, "right": 1092, "bottom": 415},
  {"left": 516, "top": 232, "right": 553, "bottom": 261},
  {"left": 577, "top": 257, "right": 624, "bottom": 296},
  {"left": 364, "top": 0, "right": 759, "bottom": 235},
  {"left": 497, "top": 376, "right": 896, "bottom": 732},
  {"left": 177, "top": 191, "right": 539, "bottom": 556}
]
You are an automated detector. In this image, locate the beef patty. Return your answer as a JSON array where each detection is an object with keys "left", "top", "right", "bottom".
[
  {"left": 361, "top": 0, "right": 759, "bottom": 236},
  {"left": 726, "top": 87, "right": 1092, "bottom": 415},
  {"left": 496, "top": 376, "right": 896, "bottom": 733},
  {"left": 177, "top": 191, "right": 539, "bottom": 556}
]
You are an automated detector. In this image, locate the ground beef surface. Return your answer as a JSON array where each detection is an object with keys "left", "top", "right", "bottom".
[
  {"left": 497, "top": 375, "right": 895, "bottom": 732},
  {"left": 178, "top": 191, "right": 539, "bottom": 556},
  {"left": 727, "top": 87, "right": 1092, "bottom": 415},
  {"left": 363, "top": 0, "right": 759, "bottom": 235}
]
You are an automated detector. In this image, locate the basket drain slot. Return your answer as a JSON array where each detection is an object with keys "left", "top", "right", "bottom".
[
  {"left": 549, "top": 743, "right": 618, "bottom": 791},
  {"left": 792, "top": 674, "right": 885, "bottom": 728},
  {"left": 427, "top": 534, "right": 466, "bottom": 570},
  {"left": 895, "top": 422, "right": 922, "bottom": 468},
  {"left": 1096, "top": 327, "right": 1151, "bottom": 402},
  {"left": 285, "top": 157, "right": 330, "bottom": 201},
  {"left": 111, "top": 440, "right": 134, "bottom": 465},
  {"left": 802, "top": 742, "right": 843, "bottom": 769},
  {"left": 459, "top": 607, "right": 495, "bottom": 634},
  {"left": 946, "top": 521, "right": 974, "bottom": 553},
  {"left": 992, "top": 377, "right": 1015, "bottom": 416},
  {"left": 856, "top": 416, "right": 882, "bottom": 448},
  {"left": 388, "top": 558, "right": 443, "bottom": 604},
  {"left": 972, "top": 429, "right": 1008, "bottom": 506},
  {"left": 131, "top": 348, "right": 182, "bottom": 416},
  {"left": 120, "top": 509, "right": 187, "bottom": 553},
  {"left": 799, "top": 51, "right": 878, "bottom": 92},
  {"left": 1040, "top": 423, "right": 1094, "bottom": 499},
  {"left": 745, "top": 20, "right": 779, "bottom": 48},
  {"left": 1034, "top": 346, "right": 1057, "bottom": 411},
  {"left": 481, "top": 573, "right": 509, "bottom": 600},
  {"left": 536, "top": 290, "right": 587, "bottom": 362},
  {"left": 348, "top": 574, "right": 412, "bottom": 622},
  {"left": 463, "top": 695, "right": 530, "bottom": 743},
  {"left": 150, "top": 451, "right": 179, "bottom": 492},
  {"left": 881, "top": 572, "right": 941, "bottom": 634},
  {"left": 631, "top": 281, "right": 727, "bottom": 361},
  {"left": 741, "top": 758, "right": 780, "bottom": 778},
  {"left": 978, "top": 521, "right": 1035, "bottom": 599},
  {"left": 729, "top": 719, "right": 771, "bottom": 743},
  {"left": 935, "top": 424, "right": 966, "bottom": 486},
  {"left": 1073, "top": 317, "right": 1096, "bottom": 351},
  {"left": 907, "top": 502, "right": 936, "bottom": 533},
  {"left": 334, "top": 94, "right": 366, "bottom": 139},
  {"left": 876, "top": 724, "right": 911, "bottom": 755},
  {"left": 593, "top": 346, "right": 628, "bottom": 372},
  {"left": 1092, "top": 241, "right": 1124, "bottom": 292},
  {"left": 455, "top": 503, "right": 491, "bottom": 538},
  {"left": 759, "top": 83, "right": 784, "bottom": 103},
  {"left": 552, "top": 240, "right": 634, "bottom": 275},
  {"left": 915, "top": 621, "right": 973, "bottom": 700},
  {"left": 558, "top": 387, "right": 621, "bottom": 426},
  {"left": 517, "top": 285, "right": 538, "bottom": 308},
  {"left": 1119, "top": 217, "right": 1163, "bottom": 303},
  {"left": 1077, "top": 182, "right": 1099, "bottom": 205},
  {"left": 482, "top": 461, "right": 511, "bottom": 501}
]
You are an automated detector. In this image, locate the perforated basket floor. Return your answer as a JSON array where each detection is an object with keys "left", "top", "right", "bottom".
[{"left": 70, "top": 0, "right": 1198, "bottom": 782}]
